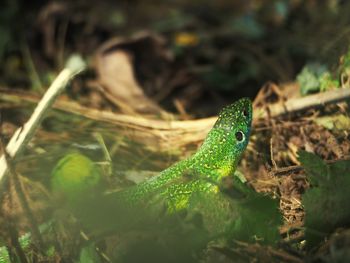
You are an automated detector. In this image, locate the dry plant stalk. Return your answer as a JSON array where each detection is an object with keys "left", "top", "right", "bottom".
[
  {"left": 0, "top": 55, "right": 86, "bottom": 190},
  {"left": 1, "top": 87, "right": 350, "bottom": 152}
]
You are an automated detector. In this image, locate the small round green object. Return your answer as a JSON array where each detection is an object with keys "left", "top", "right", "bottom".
[{"left": 51, "top": 153, "right": 102, "bottom": 204}]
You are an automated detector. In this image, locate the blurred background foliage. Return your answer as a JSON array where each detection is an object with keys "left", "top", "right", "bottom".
[{"left": 2, "top": 0, "right": 350, "bottom": 115}]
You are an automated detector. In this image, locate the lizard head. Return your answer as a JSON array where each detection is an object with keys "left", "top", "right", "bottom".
[
  {"left": 195, "top": 98, "right": 253, "bottom": 180},
  {"left": 214, "top": 97, "right": 252, "bottom": 153}
]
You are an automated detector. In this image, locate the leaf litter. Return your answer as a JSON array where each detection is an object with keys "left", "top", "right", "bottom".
[{"left": 1, "top": 2, "right": 350, "bottom": 262}]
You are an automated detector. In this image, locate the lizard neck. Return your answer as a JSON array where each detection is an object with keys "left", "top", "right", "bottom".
[{"left": 190, "top": 128, "right": 240, "bottom": 182}]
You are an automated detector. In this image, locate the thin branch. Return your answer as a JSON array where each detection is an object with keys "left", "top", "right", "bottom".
[
  {"left": 1, "top": 86, "right": 349, "bottom": 152},
  {"left": 254, "top": 88, "right": 350, "bottom": 119},
  {"left": 0, "top": 55, "right": 86, "bottom": 188}
]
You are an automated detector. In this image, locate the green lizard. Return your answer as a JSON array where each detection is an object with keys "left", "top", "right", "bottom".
[{"left": 118, "top": 97, "right": 253, "bottom": 212}]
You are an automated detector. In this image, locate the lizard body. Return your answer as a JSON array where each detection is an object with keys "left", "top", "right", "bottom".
[{"left": 120, "top": 98, "right": 253, "bottom": 212}]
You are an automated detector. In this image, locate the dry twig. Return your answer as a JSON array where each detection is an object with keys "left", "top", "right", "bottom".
[
  {"left": 0, "top": 55, "right": 86, "bottom": 190},
  {"left": 1, "top": 87, "right": 350, "bottom": 152}
]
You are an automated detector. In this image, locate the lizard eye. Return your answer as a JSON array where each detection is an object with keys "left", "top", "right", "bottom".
[
  {"left": 243, "top": 109, "right": 248, "bottom": 117},
  {"left": 235, "top": 131, "right": 244, "bottom": 142}
]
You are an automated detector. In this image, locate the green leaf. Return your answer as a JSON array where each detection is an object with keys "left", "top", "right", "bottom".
[
  {"left": 77, "top": 244, "right": 102, "bottom": 263},
  {"left": 229, "top": 194, "right": 282, "bottom": 244},
  {"left": 188, "top": 180, "right": 282, "bottom": 245},
  {"left": 298, "top": 150, "right": 328, "bottom": 185},
  {"left": 329, "top": 160, "right": 350, "bottom": 178},
  {"left": 297, "top": 63, "right": 328, "bottom": 95},
  {"left": 301, "top": 152, "right": 350, "bottom": 248}
]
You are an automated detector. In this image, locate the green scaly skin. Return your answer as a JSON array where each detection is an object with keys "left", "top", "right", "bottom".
[{"left": 120, "top": 98, "right": 253, "bottom": 212}]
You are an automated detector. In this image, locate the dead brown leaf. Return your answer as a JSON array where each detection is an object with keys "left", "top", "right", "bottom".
[{"left": 95, "top": 32, "right": 171, "bottom": 115}]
